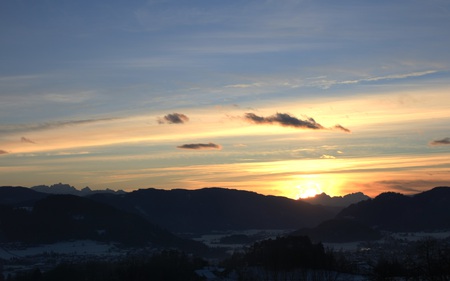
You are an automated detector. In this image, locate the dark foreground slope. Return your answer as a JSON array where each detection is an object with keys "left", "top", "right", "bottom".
[
  {"left": 90, "top": 187, "right": 338, "bottom": 233},
  {"left": 337, "top": 186, "right": 450, "bottom": 231},
  {"left": 0, "top": 194, "right": 206, "bottom": 252}
]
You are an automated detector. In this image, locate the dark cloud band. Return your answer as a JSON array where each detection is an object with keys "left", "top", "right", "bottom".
[
  {"left": 244, "top": 112, "right": 324, "bottom": 129},
  {"left": 429, "top": 137, "right": 450, "bottom": 146},
  {"left": 158, "top": 113, "right": 189, "bottom": 124},
  {"left": 333, "top": 124, "right": 351, "bottom": 133},
  {"left": 244, "top": 112, "right": 351, "bottom": 133},
  {"left": 21, "top": 137, "right": 36, "bottom": 144},
  {"left": 177, "top": 143, "right": 221, "bottom": 150}
]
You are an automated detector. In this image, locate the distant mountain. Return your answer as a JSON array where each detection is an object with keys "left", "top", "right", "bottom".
[
  {"left": 89, "top": 187, "right": 338, "bottom": 234},
  {"left": 337, "top": 186, "right": 450, "bottom": 232},
  {"left": 292, "top": 218, "right": 381, "bottom": 243},
  {"left": 31, "top": 183, "right": 126, "bottom": 196},
  {"left": 301, "top": 192, "right": 370, "bottom": 207},
  {"left": 0, "top": 194, "right": 206, "bottom": 252}
]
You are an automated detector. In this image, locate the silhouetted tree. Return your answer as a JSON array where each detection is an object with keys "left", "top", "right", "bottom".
[
  {"left": 414, "top": 237, "right": 450, "bottom": 281},
  {"left": 244, "top": 236, "right": 333, "bottom": 271},
  {"left": 373, "top": 258, "right": 406, "bottom": 281}
]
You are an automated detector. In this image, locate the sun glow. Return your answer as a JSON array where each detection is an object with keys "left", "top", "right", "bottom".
[{"left": 297, "top": 180, "right": 323, "bottom": 199}]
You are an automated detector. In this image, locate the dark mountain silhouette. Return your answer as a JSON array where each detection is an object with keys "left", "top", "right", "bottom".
[
  {"left": 301, "top": 192, "right": 370, "bottom": 207},
  {"left": 32, "top": 183, "right": 79, "bottom": 195},
  {"left": 0, "top": 186, "right": 48, "bottom": 206},
  {"left": 89, "top": 187, "right": 338, "bottom": 234},
  {"left": 0, "top": 194, "right": 206, "bottom": 252},
  {"left": 337, "top": 186, "right": 450, "bottom": 231},
  {"left": 31, "top": 183, "right": 125, "bottom": 196},
  {"left": 4, "top": 184, "right": 449, "bottom": 247},
  {"left": 292, "top": 218, "right": 382, "bottom": 243}
]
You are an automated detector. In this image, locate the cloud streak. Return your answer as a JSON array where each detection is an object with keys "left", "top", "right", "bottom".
[
  {"left": 333, "top": 125, "right": 351, "bottom": 133},
  {"left": 320, "top": 154, "right": 336, "bottom": 159},
  {"left": 244, "top": 112, "right": 351, "bottom": 133},
  {"left": 429, "top": 137, "right": 450, "bottom": 146},
  {"left": 158, "top": 113, "right": 189, "bottom": 124},
  {"left": 177, "top": 143, "right": 222, "bottom": 150},
  {"left": 299, "top": 70, "right": 440, "bottom": 90},
  {"left": 21, "top": 137, "right": 36, "bottom": 144},
  {"left": 339, "top": 70, "right": 437, "bottom": 85},
  {"left": 0, "top": 150, "right": 8, "bottom": 155},
  {"left": 0, "top": 118, "right": 118, "bottom": 134}
]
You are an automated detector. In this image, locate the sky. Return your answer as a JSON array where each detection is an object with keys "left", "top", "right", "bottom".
[{"left": 1, "top": 0, "right": 450, "bottom": 199}]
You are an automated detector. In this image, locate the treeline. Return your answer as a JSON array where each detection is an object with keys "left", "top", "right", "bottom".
[
  {"left": 220, "top": 235, "right": 353, "bottom": 280},
  {"left": 220, "top": 235, "right": 450, "bottom": 280},
  {"left": 7, "top": 250, "right": 206, "bottom": 281},
  {"left": 372, "top": 237, "right": 450, "bottom": 281}
]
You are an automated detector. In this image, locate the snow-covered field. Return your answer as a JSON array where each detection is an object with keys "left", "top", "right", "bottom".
[
  {"left": 193, "top": 229, "right": 291, "bottom": 248},
  {"left": 0, "top": 240, "right": 121, "bottom": 259},
  {"left": 391, "top": 231, "right": 450, "bottom": 241}
]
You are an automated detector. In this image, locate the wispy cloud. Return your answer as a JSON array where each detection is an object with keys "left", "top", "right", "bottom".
[
  {"left": 225, "top": 83, "right": 262, "bottom": 88},
  {"left": 333, "top": 125, "right": 351, "bottom": 133},
  {"left": 429, "top": 137, "right": 450, "bottom": 146},
  {"left": 0, "top": 117, "right": 119, "bottom": 134},
  {"left": 158, "top": 113, "right": 189, "bottom": 124},
  {"left": 359, "top": 179, "right": 450, "bottom": 195},
  {"left": 300, "top": 70, "right": 440, "bottom": 90},
  {"left": 0, "top": 74, "right": 46, "bottom": 82},
  {"left": 0, "top": 150, "right": 8, "bottom": 155},
  {"left": 339, "top": 70, "right": 437, "bottom": 85},
  {"left": 50, "top": 151, "right": 91, "bottom": 156},
  {"left": 177, "top": 143, "right": 222, "bottom": 150},
  {"left": 21, "top": 137, "right": 36, "bottom": 144},
  {"left": 219, "top": 70, "right": 441, "bottom": 93},
  {"left": 42, "top": 91, "right": 96, "bottom": 104},
  {"left": 320, "top": 154, "right": 336, "bottom": 159}
]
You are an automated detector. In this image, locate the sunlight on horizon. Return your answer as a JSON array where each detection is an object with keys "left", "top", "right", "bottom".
[
  {"left": 279, "top": 175, "right": 331, "bottom": 199},
  {"left": 297, "top": 179, "right": 323, "bottom": 199}
]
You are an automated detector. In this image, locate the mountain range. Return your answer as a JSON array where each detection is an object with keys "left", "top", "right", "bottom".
[
  {"left": 293, "top": 186, "right": 450, "bottom": 242},
  {"left": 91, "top": 187, "right": 344, "bottom": 233},
  {"left": 1, "top": 185, "right": 450, "bottom": 246},
  {"left": 300, "top": 192, "right": 370, "bottom": 207},
  {"left": 336, "top": 186, "right": 450, "bottom": 232},
  {"left": 31, "top": 183, "right": 125, "bottom": 196},
  {"left": 0, "top": 187, "right": 205, "bottom": 252}
]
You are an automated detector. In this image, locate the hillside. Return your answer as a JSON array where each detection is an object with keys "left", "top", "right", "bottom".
[
  {"left": 0, "top": 193, "right": 206, "bottom": 252},
  {"left": 0, "top": 186, "right": 48, "bottom": 206},
  {"left": 89, "top": 187, "right": 338, "bottom": 234},
  {"left": 337, "top": 186, "right": 450, "bottom": 231}
]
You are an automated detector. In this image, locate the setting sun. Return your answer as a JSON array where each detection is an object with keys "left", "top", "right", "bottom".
[{"left": 297, "top": 181, "right": 323, "bottom": 199}]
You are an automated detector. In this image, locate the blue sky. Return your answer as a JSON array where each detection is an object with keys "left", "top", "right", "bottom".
[{"left": 1, "top": 0, "right": 450, "bottom": 198}]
